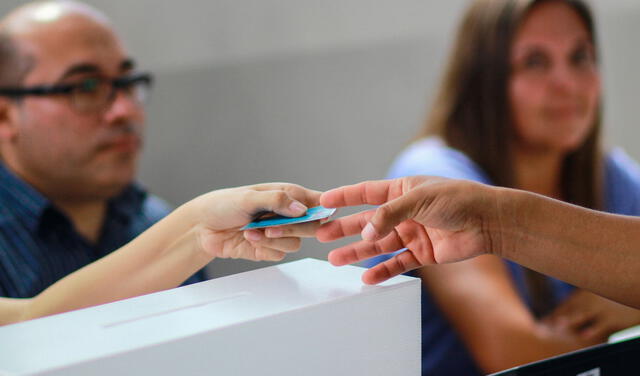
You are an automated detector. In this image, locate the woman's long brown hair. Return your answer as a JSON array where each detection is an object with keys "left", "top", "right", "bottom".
[
  {"left": 418, "top": 0, "right": 602, "bottom": 317},
  {"left": 419, "top": 0, "right": 602, "bottom": 210}
]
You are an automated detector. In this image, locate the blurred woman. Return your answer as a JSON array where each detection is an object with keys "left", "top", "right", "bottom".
[{"left": 372, "top": 0, "right": 640, "bottom": 374}]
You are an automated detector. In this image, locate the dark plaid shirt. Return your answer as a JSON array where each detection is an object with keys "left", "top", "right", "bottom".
[{"left": 0, "top": 163, "right": 205, "bottom": 298}]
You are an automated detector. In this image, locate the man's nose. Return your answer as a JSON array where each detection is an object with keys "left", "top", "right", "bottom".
[{"left": 103, "top": 89, "right": 145, "bottom": 125}]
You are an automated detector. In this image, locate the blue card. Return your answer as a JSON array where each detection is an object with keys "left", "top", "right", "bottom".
[{"left": 241, "top": 206, "right": 336, "bottom": 230}]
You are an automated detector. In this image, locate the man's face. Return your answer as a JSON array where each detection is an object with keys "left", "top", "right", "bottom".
[{"left": 5, "top": 14, "right": 146, "bottom": 201}]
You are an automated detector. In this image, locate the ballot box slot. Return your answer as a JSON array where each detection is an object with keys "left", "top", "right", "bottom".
[{"left": 102, "top": 291, "right": 251, "bottom": 329}]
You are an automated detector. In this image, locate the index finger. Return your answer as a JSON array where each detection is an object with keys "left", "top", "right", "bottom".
[{"left": 320, "top": 179, "right": 404, "bottom": 208}]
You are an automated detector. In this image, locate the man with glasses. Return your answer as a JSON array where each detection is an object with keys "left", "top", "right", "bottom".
[{"left": 0, "top": 0, "right": 204, "bottom": 298}]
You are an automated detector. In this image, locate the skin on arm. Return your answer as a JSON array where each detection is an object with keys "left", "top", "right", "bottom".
[
  {"left": 317, "top": 176, "right": 640, "bottom": 309},
  {"left": 420, "top": 255, "right": 596, "bottom": 374},
  {"left": 499, "top": 185, "right": 640, "bottom": 308},
  {"left": 0, "top": 183, "right": 320, "bottom": 326}
]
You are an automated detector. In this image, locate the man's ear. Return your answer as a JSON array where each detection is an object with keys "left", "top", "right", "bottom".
[{"left": 0, "top": 97, "right": 19, "bottom": 142}]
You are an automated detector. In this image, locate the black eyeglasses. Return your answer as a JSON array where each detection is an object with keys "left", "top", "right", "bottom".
[{"left": 0, "top": 72, "right": 153, "bottom": 113}]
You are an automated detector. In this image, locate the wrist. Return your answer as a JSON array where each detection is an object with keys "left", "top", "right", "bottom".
[
  {"left": 179, "top": 194, "right": 208, "bottom": 230},
  {"left": 159, "top": 197, "right": 211, "bottom": 257}
]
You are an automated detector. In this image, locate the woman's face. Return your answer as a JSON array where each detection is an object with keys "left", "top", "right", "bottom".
[{"left": 509, "top": 1, "right": 600, "bottom": 154}]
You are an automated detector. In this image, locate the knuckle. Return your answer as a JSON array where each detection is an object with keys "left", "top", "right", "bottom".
[
  {"left": 376, "top": 204, "right": 394, "bottom": 222},
  {"left": 274, "top": 191, "right": 290, "bottom": 206}
]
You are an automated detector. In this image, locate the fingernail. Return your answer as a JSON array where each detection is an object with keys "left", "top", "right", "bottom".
[
  {"left": 266, "top": 227, "right": 283, "bottom": 238},
  {"left": 362, "top": 222, "right": 378, "bottom": 241},
  {"left": 245, "top": 230, "right": 262, "bottom": 241},
  {"left": 289, "top": 201, "right": 307, "bottom": 215}
]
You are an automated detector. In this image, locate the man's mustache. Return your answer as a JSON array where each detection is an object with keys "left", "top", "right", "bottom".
[{"left": 95, "top": 123, "right": 143, "bottom": 147}]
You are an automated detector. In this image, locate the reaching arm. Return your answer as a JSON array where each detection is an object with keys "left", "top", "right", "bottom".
[
  {"left": 317, "top": 176, "right": 640, "bottom": 308},
  {"left": 498, "top": 184, "right": 640, "bottom": 308},
  {"left": 0, "top": 183, "right": 320, "bottom": 325}
]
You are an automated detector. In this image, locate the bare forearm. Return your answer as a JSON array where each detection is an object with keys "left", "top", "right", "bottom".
[
  {"left": 20, "top": 201, "right": 211, "bottom": 321},
  {"left": 0, "top": 298, "right": 29, "bottom": 326},
  {"left": 496, "top": 188, "right": 640, "bottom": 308}
]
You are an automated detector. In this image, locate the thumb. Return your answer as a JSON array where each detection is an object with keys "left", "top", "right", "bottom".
[
  {"left": 243, "top": 190, "right": 308, "bottom": 219},
  {"left": 362, "top": 188, "right": 426, "bottom": 241}
]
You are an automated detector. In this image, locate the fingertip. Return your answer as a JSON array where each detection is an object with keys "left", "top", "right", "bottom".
[
  {"left": 361, "top": 222, "right": 377, "bottom": 241},
  {"left": 319, "top": 191, "right": 337, "bottom": 208},
  {"left": 291, "top": 238, "right": 303, "bottom": 252},
  {"left": 244, "top": 229, "right": 263, "bottom": 242},
  {"left": 327, "top": 250, "right": 343, "bottom": 266},
  {"left": 288, "top": 201, "right": 307, "bottom": 216},
  {"left": 259, "top": 247, "right": 287, "bottom": 262},
  {"left": 361, "top": 271, "right": 379, "bottom": 285},
  {"left": 265, "top": 227, "right": 284, "bottom": 238},
  {"left": 317, "top": 236, "right": 331, "bottom": 244}
]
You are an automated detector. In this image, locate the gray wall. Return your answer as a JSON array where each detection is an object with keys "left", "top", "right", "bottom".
[{"left": 2, "top": 1, "right": 639, "bottom": 277}]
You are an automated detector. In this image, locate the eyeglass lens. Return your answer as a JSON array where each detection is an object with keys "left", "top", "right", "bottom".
[{"left": 71, "top": 77, "right": 151, "bottom": 113}]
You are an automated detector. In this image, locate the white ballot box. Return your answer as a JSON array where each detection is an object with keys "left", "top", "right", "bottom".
[{"left": 0, "top": 258, "right": 420, "bottom": 375}]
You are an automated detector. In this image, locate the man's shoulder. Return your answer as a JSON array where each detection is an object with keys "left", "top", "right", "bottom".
[
  {"left": 140, "top": 193, "right": 174, "bottom": 223},
  {"left": 111, "top": 187, "right": 174, "bottom": 238},
  {"left": 118, "top": 183, "right": 174, "bottom": 226},
  {"left": 0, "top": 164, "right": 49, "bottom": 225}
]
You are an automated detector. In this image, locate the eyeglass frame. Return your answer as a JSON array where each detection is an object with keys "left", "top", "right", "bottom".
[{"left": 0, "top": 72, "right": 154, "bottom": 113}]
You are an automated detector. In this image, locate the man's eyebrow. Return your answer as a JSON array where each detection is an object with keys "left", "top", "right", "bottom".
[
  {"left": 120, "top": 58, "right": 136, "bottom": 72},
  {"left": 56, "top": 59, "right": 137, "bottom": 81},
  {"left": 58, "top": 63, "right": 100, "bottom": 80}
]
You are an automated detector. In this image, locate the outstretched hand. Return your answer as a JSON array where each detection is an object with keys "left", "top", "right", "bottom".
[{"left": 317, "top": 176, "right": 501, "bottom": 284}]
